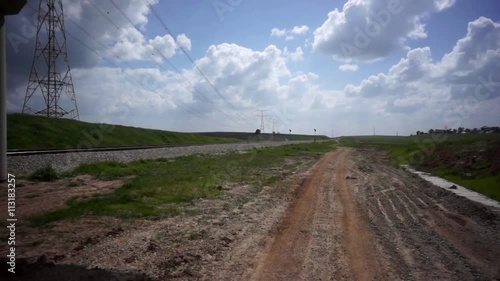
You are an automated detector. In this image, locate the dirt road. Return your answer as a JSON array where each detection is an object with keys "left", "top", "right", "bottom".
[
  {"left": 214, "top": 147, "right": 500, "bottom": 280},
  {"left": 253, "top": 148, "right": 387, "bottom": 280}
]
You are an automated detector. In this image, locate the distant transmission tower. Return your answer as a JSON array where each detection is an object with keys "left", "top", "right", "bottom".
[
  {"left": 256, "top": 110, "right": 269, "bottom": 133},
  {"left": 22, "top": 0, "right": 79, "bottom": 120}
]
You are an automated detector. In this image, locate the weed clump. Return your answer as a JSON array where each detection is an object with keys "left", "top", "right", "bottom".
[{"left": 29, "top": 165, "right": 58, "bottom": 182}]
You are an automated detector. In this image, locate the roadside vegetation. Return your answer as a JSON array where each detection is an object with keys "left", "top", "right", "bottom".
[
  {"left": 28, "top": 165, "right": 59, "bottom": 182},
  {"left": 198, "top": 131, "right": 329, "bottom": 141},
  {"left": 8, "top": 113, "right": 239, "bottom": 149},
  {"left": 338, "top": 134, "right": 500, "bottom": 201},
  {"left": 29, "top": 141, "right": 336, "bottom": 226}
]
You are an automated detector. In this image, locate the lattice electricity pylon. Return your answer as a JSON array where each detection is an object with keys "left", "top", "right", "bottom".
[
  {"left": 256, "top": 110, "right": 268, "bottom": 133},
  {"left": 22, "top": 0, "right": 79, "bottom": 120}
]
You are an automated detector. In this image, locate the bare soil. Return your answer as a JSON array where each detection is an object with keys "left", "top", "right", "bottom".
[
  {"left": 0, "top": 175, "right": 123, "bottom": 220},
  {"left": 2, "top": 147, "right": 500, "bottom": 281}
]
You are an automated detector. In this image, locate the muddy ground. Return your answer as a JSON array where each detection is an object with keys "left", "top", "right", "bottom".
[{"left": 1, "top": 147, "right": 500, "bottom": 280}]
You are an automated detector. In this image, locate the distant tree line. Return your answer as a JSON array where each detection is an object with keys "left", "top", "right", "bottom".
[{"left": 415, "top": 126, "right": 500, "bottom": 135}]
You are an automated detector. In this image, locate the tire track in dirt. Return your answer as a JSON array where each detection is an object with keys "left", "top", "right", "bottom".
[
  {"left": 364, "top": 161, "right": 478, "bottom": 279},
  {"left": 333, "top": 149, "right": 385, "bottom": 281},
  {"left": 299, "top": 160, "right": 340, "bottom": 281},
  {"left": 253, "top": 149, "right": 340, "bottom": 280},
  {"left": 382, "top": 166, "right": 499, "bottom": 278},
  {"left": 352, "top": 149, "right": 499, "bottom": 280},
  {"left": 255, "top": 148, "right": 390, "bottom": 280},
  {"left": 372, "top": 197, "right": 419, "bottom": 278}
]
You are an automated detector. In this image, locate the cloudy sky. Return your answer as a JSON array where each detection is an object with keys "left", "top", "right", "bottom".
[{"left": 5, "top": 0, "right": 500, "bottom": 136}]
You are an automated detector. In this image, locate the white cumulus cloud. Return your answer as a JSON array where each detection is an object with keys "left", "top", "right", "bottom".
[
  {"left": 271, "top": 25, "right": 310, "bottom": 41},
  {"left": 284, "top": 47, "right": 304, "bottom": 61},
  {"left": 339, "top": 64, "right": 359, "bottom": 72},
  {"left": 341, "top": 17, "right": 500, "bottom": 129},
  {"left": 313, "top": 0, "right": 456, "bottom": 62}
]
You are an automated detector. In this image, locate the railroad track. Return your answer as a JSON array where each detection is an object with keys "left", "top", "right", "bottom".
[{"left": 6, "top": 143, "right": 221, "bottom": 156}]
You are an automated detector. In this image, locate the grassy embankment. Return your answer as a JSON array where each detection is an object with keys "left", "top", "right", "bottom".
[
  {"left": 198, "top": 132, "right": 329, "bottom": 142},
  {"left": 29, "top": 141, "right": 337, "bottom": 226},
  {"left": 338, "top": 134, "right": 500, "bottom": 201},
  {"left": 8, "top": 113, "right": 239, "bottom": 149}
]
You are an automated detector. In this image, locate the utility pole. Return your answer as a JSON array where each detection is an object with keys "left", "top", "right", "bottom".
[
  {"left": 22, "top": 0, "right": 79, "bottom": 120},
  {"left": 271, "top": 118, "right": 277, "bottom": 134},
  {"left": 256, "top": 110, "right": 268, "bottom": 133},
  {"left": 373, "top": 126, "right": 375, "bottom": 136},
  {"left": 1, "top": 1, "right": 27, "bottom": 182}
]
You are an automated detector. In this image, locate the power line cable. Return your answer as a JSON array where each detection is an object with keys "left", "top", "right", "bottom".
[
  {"left": 107, "top": 0, "right": 248, "bottom": 127},
  {"left": 66, "top": 2, "right": 241, "bottom": 129},
  {"left": 141, "top": 0, "right": 254, "bottom": 126}
]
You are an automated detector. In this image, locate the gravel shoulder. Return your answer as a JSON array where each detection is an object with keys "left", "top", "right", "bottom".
[{"left": 2, "top": 146, "right": 499, "bottom": 280}]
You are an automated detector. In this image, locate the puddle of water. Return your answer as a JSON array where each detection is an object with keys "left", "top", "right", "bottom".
[{"left": 402, "top": 165, "right": 500, "bottom": 209}]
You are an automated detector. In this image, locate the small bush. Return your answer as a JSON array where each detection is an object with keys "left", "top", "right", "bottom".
[
  {"left": 66, "top": 178, "right": 85, "bottom": 187},
  {"left": 29, "top": 166, "right": 58, "bottom": 182},
  {"left": 67, "top": 181, "right": 80, "bottom": 187}
]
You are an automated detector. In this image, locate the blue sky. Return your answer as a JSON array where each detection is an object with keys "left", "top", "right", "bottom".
[{"left": 5, "top": 0, "right": 500, "bottom": 136}]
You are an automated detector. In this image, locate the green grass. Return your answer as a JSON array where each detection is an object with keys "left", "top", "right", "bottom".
[
  {"left": 338, "top": 134, "right": 500, "bottom": 147},
  {"left": 198, "top": 131, "right": 329, "bottom": 141},
  {"left": 8, "top": 113, "right": 239, "bottom": 149},
  {"left": 433, "top": 170, "right": 500, "bottom": 201},
  {"left": 285, "top": 134, "right": 330, "bottom": 141},
  {"left": 28, "top": 166, "right": 59, "bottom": 182},
  {"left": 29, "top": 141, "right": 337, "bottom": 226},
  {"left": 337, "top": 134, "right": 500, "bottom": 201}
]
